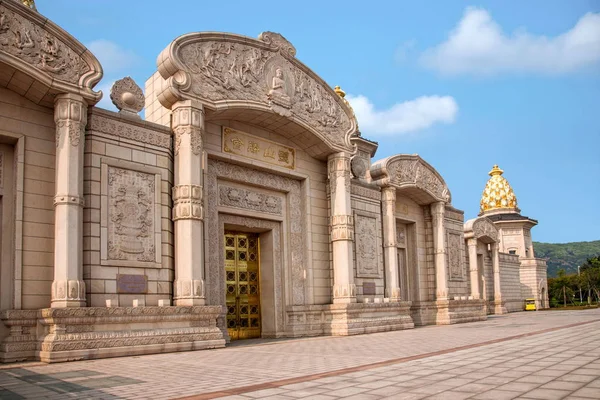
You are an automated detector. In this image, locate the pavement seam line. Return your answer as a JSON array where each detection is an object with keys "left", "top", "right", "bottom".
[{"left": 174, "top": 318, "right": 600, "bottom": 400}]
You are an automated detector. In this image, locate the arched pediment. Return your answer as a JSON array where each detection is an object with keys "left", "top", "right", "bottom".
[
  {"left": 370, "top": 154, "right": 451, "bottom": 204},
  {"left": 464, "top": 217, "right": 498, "bottom": 243},
  {"left": 0, "top": 1, "right": 103, "bottom": 105},
  {"left": 155, "top": 31, "right": 357, "bottom": 157}
]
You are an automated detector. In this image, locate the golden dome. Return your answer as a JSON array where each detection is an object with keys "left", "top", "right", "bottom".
[{"left": 479, "top": 165, "right": 519, "bottom": 215}]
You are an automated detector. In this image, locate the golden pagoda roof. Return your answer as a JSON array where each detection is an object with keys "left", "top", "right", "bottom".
[{"left": 479, "top": 165, "right": 519, "bottom": 215}]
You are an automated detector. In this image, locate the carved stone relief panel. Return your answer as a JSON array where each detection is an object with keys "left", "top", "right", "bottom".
[
  {"left": 473, "top": 218, "right": 498, "bottom": 242},
  {"left": 206, "top": 159, "right": 305, "bottom": 307},
  {"left": 107, "top": 167, "right": 155, "bottom": 262},
  {"left": 218, "top": 184, "right": 283, "bottom": 216},
  {"left": 447, "top": 232, "right": 463, "bottom": 280},
  {"left": 396, "top": 223, "right": 407, "bottom": 248},
  {"left": 100, "top": 160, "right": 162, "bottom": 268},
  {"left": 0, "top": 3, "right": 98, "bottom": 85},
  {"left": 354, "top": 211, "right": 382, "bottom": 278}
]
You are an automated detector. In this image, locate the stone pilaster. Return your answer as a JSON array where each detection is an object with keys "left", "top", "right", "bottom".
[
  {"left": 431, "top": 201, "right": 448, "bottom": 301},
  {"left": 51, "top": 94, "right": 87, "bottom": 308},
  {"left": 492, "top": 242, "right": 506, "bottom": 313},
  {"left": 172, "top": 100, "right": 205, "bottom": 306},
  {"left": 328, "top": 152, "right": 356, "bottom": 303},
  {"left": 381, "top": 187, "right": 400, "bottom": 301},
  {"left": 467, "top": 238, "right": 480, "bottom": 299}
]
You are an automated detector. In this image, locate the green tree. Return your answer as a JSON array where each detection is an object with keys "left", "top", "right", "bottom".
[
  {"left": 580, "top": 255, "right": 600, "bottom": 303},
  {"left": 548, "top": 269, "right": 578, "bottom": 307}
]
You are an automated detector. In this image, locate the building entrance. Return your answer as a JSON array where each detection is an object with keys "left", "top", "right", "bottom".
[{"left": 224, "top": 232, "right": 261, "bottom": 340}]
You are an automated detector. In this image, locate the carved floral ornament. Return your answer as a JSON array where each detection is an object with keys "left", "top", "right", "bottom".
[
  {"left": 464, "top": 217, "right": 498, "bottom": 242},
  {"left": 370, "top": 154, "right": 451, "bottom": 204},
  {"left": 154, "top": 31, "right": 357, "bottom": 155},
  {"left": 0, "top": 1, "right": 102, "bottom": 103}
]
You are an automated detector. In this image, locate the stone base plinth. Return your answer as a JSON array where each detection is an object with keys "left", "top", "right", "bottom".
[
  {"left": 411, "top": 299, "right": 487, "bottom": 326},
  {"left": 1, "top": 306, "right": 225, "bottom": 364},
  {"left": 490, "top": 300, "right": 508, "bottom": 315},
  {"left": 0, "top": 310, "right": 38, "bottom": 363},
  {"left": 285, "top": 301, "right": 414, "bottom": 337}
]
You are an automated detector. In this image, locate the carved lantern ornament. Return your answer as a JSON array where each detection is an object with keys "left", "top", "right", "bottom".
[
  {"left": 0, "top": 0, "right": 102, "bottom": 104},
  {"left": 110, "top": 76, "right": 145, "bottom": 118},
  {"left": 154, "top": 31, "right": 358, "bottom": 157},
  {"left": 370, "top": 154, "right": 451, "bottom": 204}
]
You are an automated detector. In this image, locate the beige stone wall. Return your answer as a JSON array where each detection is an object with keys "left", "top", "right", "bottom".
[
  {"left": 144, "top": 72, "right": 171, "bottom": 127},
  {"left": 499, "top": 253, "right": 522, "bottom": 312},
  {"left": 445, "top": 207, "right": 468, "bottom": 298},
  {"left": 350, "top": 185, "right": 384, "bottom": 301},
  {"left": 520, "top": 258, "right": 549, "bottom": 308},
  {"left": 498, "top": 225, "right": 527, "bottom": 256},
  {"left": 202, "top": 120, "right": 330, "bottom": 306},
  {"left": 0, "top": 87, "right": 55, "bottom": 311},
  {"left": 83, "top": 108, "right": 173, "bottom": 307}
]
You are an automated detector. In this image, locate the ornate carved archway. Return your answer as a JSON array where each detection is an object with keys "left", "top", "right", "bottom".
[
  {"left": 370, "top": 154, "right": 451, "bottom": 204},
  {"left": 464, "top": 217, "right": 498, "bottom": 243},
  {"left": 154, "top": 31, "right": 357, "bottom": 158},
  {"left": 0, "top": 0, "right": 103, "bottom": 106}
]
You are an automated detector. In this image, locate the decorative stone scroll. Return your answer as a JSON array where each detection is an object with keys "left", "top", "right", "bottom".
[
  {"left": 107, "top": 166, "right": 156, "bottom": 262},
  {"left": 223, "top": 127, "right": 295, "bottom": 169},
  {"left": 155, "top": 31, "right": 357, "bottom": 154},
  {"left": 447, "top": 232, "right": 463, "bottom": 280},
  {"left": 110, "top": 76, "right": 145, "bottom": 118},
  {"left": 355, "top": 214, "right": 380, "bottom": 278},
  {"left": 370, "top": 155, "right": 451, "bottom": 204},
  {"left": 0, "top": 1, "right": 101, "bottom": 100}
]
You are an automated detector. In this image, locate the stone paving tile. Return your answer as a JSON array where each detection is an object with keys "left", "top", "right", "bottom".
[
  {"left": 520, "top": 387, "right": 573, "bottom": 399},
  {"left": 569, "top": 387, "right": 600, "bottom": 398}
]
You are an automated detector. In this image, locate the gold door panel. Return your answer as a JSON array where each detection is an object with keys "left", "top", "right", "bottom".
[{"left": 225, "top": 232, "right": 260, "bottom": 340}]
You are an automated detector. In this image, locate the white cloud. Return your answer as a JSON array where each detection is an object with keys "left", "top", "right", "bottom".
[
  {"left": 87, "top": 39, "right": 140, "bottom": 75},
  {"left": 346, "top": 94, "right": 458, "bottom": 136},
  {"left": 420, "top": 8, "right": 600, "bottom": 76}
]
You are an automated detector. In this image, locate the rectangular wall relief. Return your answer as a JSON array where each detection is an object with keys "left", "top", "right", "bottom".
[
  {"left": 223, "top": 127, "right": 295, "bottom": 169},
  {"left": 101, "top": 161, "right": 162, "bottom": 268},
  {"left": 355, "top": 213, "right": 381, "bottom": 278},
  {"left": 447, "top": 232, "right": 463, "bottom": 280}
]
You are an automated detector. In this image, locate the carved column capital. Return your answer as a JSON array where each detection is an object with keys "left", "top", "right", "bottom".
[
  {"left": 467, "top": 237, "right": 478, "bottom": 248},
  {"left": 330, "top": 214, "right": 354, "bottom": 242},
  {"left": 381, "top": 186, "right": 396, "bottom": 203},
  {"left": 54, "top": 94, "right": 87, "bottom": 148},
  {"left": 172, "top": 184, "right": 203, "bottom": 220}
]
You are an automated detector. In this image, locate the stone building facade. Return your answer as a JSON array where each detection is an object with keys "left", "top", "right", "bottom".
[{"left": 0, "top": 0, "right": 547, "bottom": 363}]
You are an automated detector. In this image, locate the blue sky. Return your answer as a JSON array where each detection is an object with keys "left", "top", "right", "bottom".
[{"left": 41, "top": 1, "right": 599, "bottom": 243}]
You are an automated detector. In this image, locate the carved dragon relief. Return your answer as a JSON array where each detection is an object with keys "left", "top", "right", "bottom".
[
  {"left": 155, "top": 31, "right": 357, "bottom": 153},
  {"left": 0, "top": 1, "right": 101, "bottom": 99},
  {"left": 370, "top": 155, "right": 451, "bottom": 203}
]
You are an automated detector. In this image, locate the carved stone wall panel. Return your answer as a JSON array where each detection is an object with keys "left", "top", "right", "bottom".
[
  {"left": 447, "top": 232, "right": 463, "bottom": 280},
  {"left": 350, "top": 183, "right": 381, "bottom": 201},
  {"left": 218, "top": 184, "right": 283, "bottom": 216},
  {"left": 0, "top": 2, "right": 100, "bottom": 89},
  {"left": 473, "top": 218, "right": 498, "bottom": 242},
  {"left": 223, "top": 127, "right": 295, "bottom": 170},
  {"left": 206, "top": 159, "right": 305, "bottom": 307},
  {"left": 107, "top": 167, "right": 155, "bottom": 262},
  {"left": 354, "top": 214, "right": 380, "bottom": 278}
]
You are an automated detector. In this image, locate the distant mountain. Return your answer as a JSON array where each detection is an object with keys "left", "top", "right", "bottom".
[{"left": 534, "top": 241, "right": 600, "bottom": 278}]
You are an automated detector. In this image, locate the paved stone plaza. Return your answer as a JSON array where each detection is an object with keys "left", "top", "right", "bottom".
[{"left": 0, "top": 310, "right": 598, "bottom": 399}]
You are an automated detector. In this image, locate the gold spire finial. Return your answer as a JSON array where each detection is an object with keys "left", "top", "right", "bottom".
[
  {"left": 21, "top": 0, "right": 37, "bottom": 11},
  {"left": 489, "top": 164, "right": 504, "bottom": 176},
  {"left": 334, "top": 85, "right": 346, "bottom": 98},
  {"left": 479, "top": 164, "right": 518, "bottom": 215}
]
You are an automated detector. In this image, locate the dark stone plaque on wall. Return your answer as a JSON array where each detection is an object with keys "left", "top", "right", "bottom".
[
  {"left": 363, "top": 282, "right": 376, "bottom": 296},
  {"left": 117, "top": 274, "right": 148, "bottom": 294}
]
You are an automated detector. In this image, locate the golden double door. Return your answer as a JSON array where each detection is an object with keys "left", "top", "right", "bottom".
[{"left": 225, "top": 232, "right": 261, "bottom": 340}]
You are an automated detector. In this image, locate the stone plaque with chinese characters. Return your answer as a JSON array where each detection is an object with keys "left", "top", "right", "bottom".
[
  {"left": 222, "top": 127, "right": 295, "bottom": 169},
  {"left": 117, "top": 274, "right": 148, "bottom": 294}
]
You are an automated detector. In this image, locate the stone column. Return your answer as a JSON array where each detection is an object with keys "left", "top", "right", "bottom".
[
  {"left": 51, "top": 94, "right": 87, "bottom": 308},
  {"left": 328, "top": 152, "right": 356, "bottom": 303},
  {"left": 492, "top": 242, "right": 504, "bottom": 312},
  {"left": 467, "top": 238, "right": 480, "bottom": 299},
  {"left": 381, "top": 187, "right": 400, "bottom": 301},
  {"left": 431, "top": 201, "right": 448, "bottom": 301},
  {"left": 172, "top": 100, "right": 205, "bottom": 306}
]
